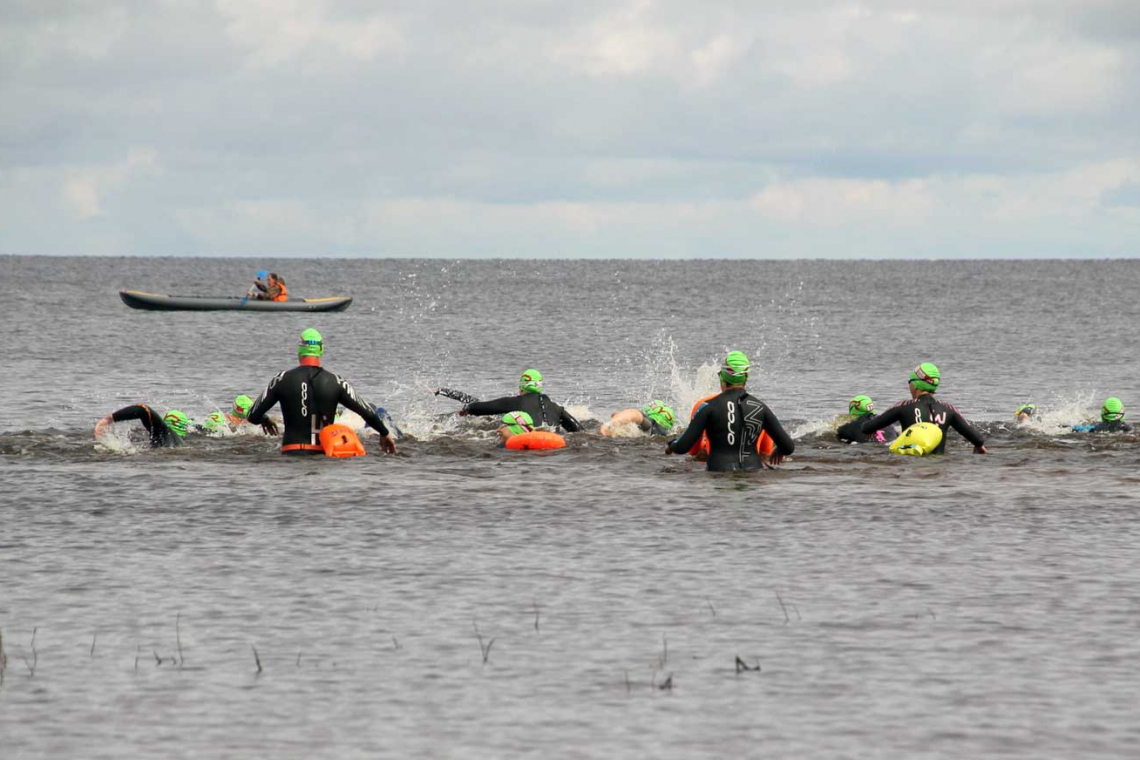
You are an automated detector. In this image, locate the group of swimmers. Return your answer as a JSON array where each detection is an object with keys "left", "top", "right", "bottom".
[{"left": 93, "top": 328, "right": 1132, "bottom": 471}]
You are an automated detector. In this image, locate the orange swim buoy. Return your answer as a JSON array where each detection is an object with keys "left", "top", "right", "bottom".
[
  {"left": 505, "top": 431, "right": 566, "bottom": 450},
  {"left": 687, "top": 393, "right": 773, "bottom": 458},
  {"left": 319, "top": 423, "right": 366, "bottom": 457}
]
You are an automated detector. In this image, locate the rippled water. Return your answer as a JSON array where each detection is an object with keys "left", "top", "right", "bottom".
[{"left": 2, "top": 255, "right": 1139, "bottom": 758}]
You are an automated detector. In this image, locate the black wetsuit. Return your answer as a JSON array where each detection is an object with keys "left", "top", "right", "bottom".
[
  {"left": 861, "top": 394, "right": 984, "bottom": 454},
  {"left": 110, "top": 405, "right": 183, "bottom": 448},
  {"left": 463, "top": 393, "right": 582, "bottom": 432},
  {"left": 837, "top": 415, "right": 888, "bottom": 443},
  {"left": 667, "top": 387, "right": 795, "bottom": 472},
  {"left": 247, "top": 364, "right": 390, "bottom": 453},
  {"left": 640, "top": 416, "right": 671, "bottom": 437}
]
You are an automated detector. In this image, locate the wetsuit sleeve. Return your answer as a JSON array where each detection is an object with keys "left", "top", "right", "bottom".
[
  {"left": 861, "top": 405, "right": 905, "bottom": 435},
  {"left": 246, "top": 374, "right": 283, "bottom": 425},
  {"left": 463, "top": 395, "right": 522, "bottom": 416},
  {"left": 111, "top": 405, "right": 159, "bottom": 431},
  {"left": 334, "top": 378, "right": 390, "bottom": 437},
  {"left": 836, "top": 418, "right": 863, "bottom": 442},
  {"left": 436, "top": 387, "right": 479, "bottom": 404},
  {"left": 669, "top": 403, "right": 712, "bottom": 454},
  {"left": 559, "top": 406, "right": 582, "bottom": 433},
  {"left": 762, "top": 407, "right": 795, "bottom": 456},
  {"left": 949, "top": 410, "right": 985, "bottom": 447}
]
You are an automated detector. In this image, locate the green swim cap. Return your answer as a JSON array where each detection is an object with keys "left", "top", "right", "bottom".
[
  {"left": 233, "top": 395, "right": 254, "bottom": 418},
  {"left": 519, "top": 369, "right": 543, "bottom": 394},
  {"left": 502, "top": 410, "right": 535, "bottom": 435},
  {"left": 204, "top": 411, "right": 226, "bottom": 432},
  {"left": 849, "top": 395, "right": 875, "bottom": 417},
  {"left": 720, "top": 351, "right": 750, "bottom": 385},
  {"left": 298, "top": 328, "right": 324, "bottom": 357},
  {"left": 163, "top": 409, "right": 189, "bottom": 438},
  {"left": 909, "top": 362, "right": 940, "bottom": 392},
  {"left": 1101, "top": 397, "right": 1125, "bottom": 422},
  {"left": 1015, "top": 403, "right": 1036, "bottom": 419},
  {"left": 641, "top": 400, "right": 676, "bottom": 430}
]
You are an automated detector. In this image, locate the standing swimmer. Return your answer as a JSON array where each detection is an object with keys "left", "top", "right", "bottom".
[
  {"left": 861, "top": 363, "right": 987, "bottom": 454},
  {"left": 665, "top": 351, "right": 795, "bottom": 471},
  {"left": 246, "top": 328, "right": 396, "bottom": 455}
]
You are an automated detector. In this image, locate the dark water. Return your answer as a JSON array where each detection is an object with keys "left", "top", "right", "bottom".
[{"left": 2, "top": 255, "right": 1139, "bottom": 758}]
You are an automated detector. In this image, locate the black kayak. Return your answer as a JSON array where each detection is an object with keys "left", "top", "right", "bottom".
[{"left": 120, "top": 290, "right": 353, "bottom": 312}]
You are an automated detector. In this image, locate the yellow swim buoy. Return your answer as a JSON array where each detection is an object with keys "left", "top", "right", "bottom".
[{"left": 889, "top": 422, "right": 943, "bottom": 456}]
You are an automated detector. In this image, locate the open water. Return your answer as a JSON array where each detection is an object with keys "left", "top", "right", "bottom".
[{"left": 2, "top": 255, "right": 1139, "bottom": 759}]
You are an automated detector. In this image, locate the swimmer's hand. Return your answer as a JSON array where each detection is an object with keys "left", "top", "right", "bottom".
[
  {"left": 379, "top": 433, "right": 397, "bottom": 455},
  {"left": 458, "top": 409, "right": 468, "bottom": 417},
  {"left": 260, "top": 418, "right": 280, "bottom": 436},
  {"left": 664, "top": 440, "right": 677, "bottom": 455},
  {"left": 768, "top": 453, "right": 786, "bottom": 466},
  {"left": 94, "top": 415, "right": 113, "bottom": 439},
  {"left": 974, "top": 445, "right": 987, "bottom": 454}
]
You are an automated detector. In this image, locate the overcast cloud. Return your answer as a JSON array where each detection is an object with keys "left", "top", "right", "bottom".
[{"left": 2, "top": 0, "right": 1138, "bottom": 258}]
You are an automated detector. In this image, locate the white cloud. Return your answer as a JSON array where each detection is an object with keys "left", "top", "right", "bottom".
[
  {"left": 216, "top": 0, "right": 404, "bottom": 67},
  {"left": 551, "top": 1, "right": 678, "bottom": 77},
  {"left": 61, "top": 148, "right": 161, "bottom": 219}
]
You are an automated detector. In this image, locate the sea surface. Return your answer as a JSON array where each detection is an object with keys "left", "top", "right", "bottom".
[{"left": 2, "top": 255, "right": 1139, "bottom": 759}]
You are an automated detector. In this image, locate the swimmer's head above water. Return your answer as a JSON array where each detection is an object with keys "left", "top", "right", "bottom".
[{"left": 719, "top": 351, "right": 750, "bottom": 387}]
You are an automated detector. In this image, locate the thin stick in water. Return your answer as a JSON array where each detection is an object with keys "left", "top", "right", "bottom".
[
  {"left": 533, "top": 600, "right": 540, "bottom": 633},
  {"left": 775, "top": 592, "right": 789, "bottom": 625},
  {"left": 252, "top": 646, "right": 263, "bottom": 674},
  {"left": 176, "top": 613, "right": 184, "bottom": 667},
  {"left": 706, "top": 597, "right": 717, "bottom": 618}
]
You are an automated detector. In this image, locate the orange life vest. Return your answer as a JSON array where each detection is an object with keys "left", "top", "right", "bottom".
[
  {"left": 687, "top": 393, "right": 774, "bottom": 459},
  {"left": 272, "top": 280, "right": 288, "bottom": 302},
  {"left": 505, "top": 431, "right": 566, "bottom": 450}
]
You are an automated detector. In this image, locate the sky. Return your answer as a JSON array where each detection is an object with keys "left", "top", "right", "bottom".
[{"left": 1, "top": 0, "right": 1138, "bottom": 258}]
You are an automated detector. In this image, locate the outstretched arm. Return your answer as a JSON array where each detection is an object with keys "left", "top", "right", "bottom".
[
  {"left": 463, "top": 395, "right": 522, "bottom": 416},
  {"left": 559, "top": 406, "right": 582, "bottom": 433},
  {"left": 435, "top": 387, "right": 479, "bottom": 405},
  {"left": 246, "top": 374, "right": 282, "bottom": 434},
  {"left": 667, "top": 404, "right": 712, "bottom": 455},
  {"left": 949, "top": 412, "right": 986, "bottom": 452},
  {"left": 762, "top": 408, "right": 795, "bottom": 459},
  {"left": 336, "top": 378, "right": 396, "bottom": 454},
  {"left": 861, "top": 406, "right": 904, "bottom": 435}
]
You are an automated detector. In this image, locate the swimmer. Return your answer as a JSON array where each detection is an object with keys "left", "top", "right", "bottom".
[
  {"left": 454, "top": 369, "right": 582, "bottom": 432},
  {"left": 836, "top": 395, "right": 890, "bottom": 443},
  {"left": 1014, "top": 403, "right": 1036, "bottom": 423},
  {"left": 204, "top": 394, "right": 279, "bottom": 434},
  {"left": 95, "top": 405, "right": 191, "bottom": 448},
  {"left": 861, "top": 363, "right": 986, "bottom": 454},
  {"left": 1071, "top": 397, "right": 1132, "bottom": 433},
  {"left": 599, "top": 400, "right": 677, "bottom": 437},
  {"left": 665, "top": 351, "right": 795, "bottom": 471},
  {"left": 246, "top": 328, "right": 396, "bottom": 455},
  {"left": 498, "top": 411, "right": 535, "bottom": 445}
]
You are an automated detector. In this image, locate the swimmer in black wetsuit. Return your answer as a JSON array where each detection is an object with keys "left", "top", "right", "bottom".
[
  {"left": 665, "top": 351, "right": 795, "bottom": 472},
  {"left": 836, "top": 395, "right": 891, "bottom": 443},
  {"left": 860, "top": 363, "right": 987, "bottom": 455},
  {"left": 95, "top": 405, "right": 190, "bottom": 447},
  {"left": 246, "top": 328, "right": 397, "bottom": 455},
  {"left": 454, "top": 369, "right": 582, "bottom": 432}
]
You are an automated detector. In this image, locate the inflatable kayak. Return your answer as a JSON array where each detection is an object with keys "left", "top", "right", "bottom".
[{"left": 120, "top": 291, "right": 352, "bottom": 312}]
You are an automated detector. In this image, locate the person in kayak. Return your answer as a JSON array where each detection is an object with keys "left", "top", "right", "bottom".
[
  {"left": 246, "top": 328, "right": 396, "bottom": 455},
  {"left": 457, "top": 369, "right": 582, "bottom": 432},
  {"left": 837, "top": 395, "right": 890, "bottom": 443},
  {"left": 247, "top": 270, "right": 269, "bottom": 298},
  {"left": 599, "top": 400, "right": 678, "bottom": 437},
  {"left": 1014, "top": 403, "right": 1036, "bottom": 423},
  {"left": 253, "top": 272, "right": 288, "bottom": 301},
  {"left": 860, "top": 363, "right": 987, "bottom": 454},
  {"left": 1071, "top": 397, "right": 1132, "bottom": 433},
  {"left": 94, "top": 405, "right": 191, "bottom": 447},
  {"left": 665, "top": 351, "right": 795, "bottom": 471}
]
